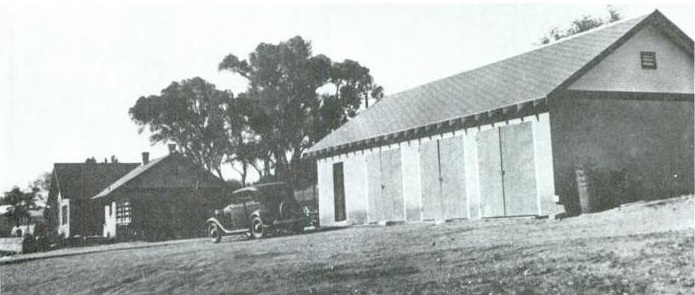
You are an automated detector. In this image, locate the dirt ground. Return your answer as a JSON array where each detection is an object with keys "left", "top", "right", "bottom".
[{"left": 1, "top": 196, "right": 692, "bottom": 295}]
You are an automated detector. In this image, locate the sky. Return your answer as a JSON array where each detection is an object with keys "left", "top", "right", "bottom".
[{"left": 0, "top": 1, "right": 693, "bottom": 192}]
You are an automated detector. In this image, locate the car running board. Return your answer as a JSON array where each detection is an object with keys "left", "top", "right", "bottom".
[
  {"left": 219, "top": 227, "right": 250, "bottom": 235},
  {"left": 271, "top": 217, "right": 307, "bottom": 226}
]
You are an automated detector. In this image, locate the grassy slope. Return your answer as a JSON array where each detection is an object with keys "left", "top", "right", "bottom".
[{"left": 1, "top": 196, "right": 692, "bottom": 295}]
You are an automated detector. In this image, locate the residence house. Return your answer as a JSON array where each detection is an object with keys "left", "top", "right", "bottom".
[
  {"left": 48, "top": 162, "right": 139, "bottom": 238},
  {"left": 92, "top": 150, "right": 225, "bottom": 241},
  {"left": 305, "top": 11, "right": 694, "bottom": 227}
]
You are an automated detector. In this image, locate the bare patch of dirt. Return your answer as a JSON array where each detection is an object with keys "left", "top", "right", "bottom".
[{"left": 1, "top": 195, "right": 692, "bottom": 294}]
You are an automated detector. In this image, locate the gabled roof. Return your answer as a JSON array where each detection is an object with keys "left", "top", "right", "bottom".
[
  {"left": 49, "top": 162, "right": 140, "bottom": 200},
  {"left": 306, "top": 10, "right": 693, "bottom": 158},
  {"left": 91, "top": 154, "right": 169, "bottom": 199},
  {"left": 92, "top": 152, "right": 224, "bottom": 200}
]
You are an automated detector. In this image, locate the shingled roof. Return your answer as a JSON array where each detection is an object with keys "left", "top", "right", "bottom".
[
  {"left": 306, "top": 10, "right": 692, "bottom": 158},
  {"left": 92, "top": 152, "right": 225, "bottom": 200},
  {"left": 91, "top": 153, "right": 169, "bottom": 199},
  {"left": 49, "top": 162, "right": 140, "bottom": 200}
]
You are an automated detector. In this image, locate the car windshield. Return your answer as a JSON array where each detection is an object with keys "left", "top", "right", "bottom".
[{"left": 229, "top": 192, "right": 254, "bottom": 204}]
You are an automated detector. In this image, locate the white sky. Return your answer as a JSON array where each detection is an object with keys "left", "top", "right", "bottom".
[{"left": 0, "top": 2, "right": 693, "bottom": 192}]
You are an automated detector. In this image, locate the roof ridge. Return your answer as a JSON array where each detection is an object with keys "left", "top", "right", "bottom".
[
  {"left": 306, "top": 10, "right": 672, "bottom": 156},
  {"left": 91, "top": 153, "right": 174, "bottom": 199},
  {"left": 322, "top": 13, "right": 651, "bottom": 135},
  {"left": 533, "top": 11, "right": 652, "bottom": 49},
  {"left": 385, "top": 12, "right": 652, "bottom": 102}
]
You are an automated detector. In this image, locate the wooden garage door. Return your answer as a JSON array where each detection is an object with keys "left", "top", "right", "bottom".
[
  {"left": 367, "top": 149, "right": 404, "bottom": 222},
  {"left": 439, "top": 136, "right": 466, "bottom": 220},
  {"left": 419, "top": 137, "right": 467, "bottom": 221},
  {"left": 477, "top": 128, "right": 505, "bottom": 217},
  {"left": 419, "top": 140, "right": 442, "bottom": 220},
  {"left": 367, "top": 152, "right": 383, "bottom": 222},
  {"left": 381, "top": 148, "right": 404, "bottom": 221},
  {"left": 500, "top": 122, "right": 537, "bottom": 216},
  {"left": 477, "top": 123, "right": 538, "bottom": 217}
]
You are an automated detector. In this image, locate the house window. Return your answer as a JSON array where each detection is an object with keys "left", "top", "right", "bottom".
[
  {"left": 116, "top": 200, "right": 131, "bottom": 224},
  {"left": 640, "top": 51, "right": 657, "bottom": 69},
  {"left": 61, "top": 205, "right": 68, "bottom": 225}
]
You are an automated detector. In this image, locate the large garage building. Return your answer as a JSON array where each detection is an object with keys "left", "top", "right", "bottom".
[{"left": 305, "top": 11, "right": 694, "bottom": 227}]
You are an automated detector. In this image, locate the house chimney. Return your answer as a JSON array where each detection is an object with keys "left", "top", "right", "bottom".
[
  {"left": 168, "top": 144, "right": 177, "bottom": 154},
  {"left": 142, "top": 152, "right": 150, "bottom": 165}
]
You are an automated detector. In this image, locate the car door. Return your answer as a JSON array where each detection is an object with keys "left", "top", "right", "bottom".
[
  {"left": 212, "top": 204, "right": 232, "bottom": 230},
  {"left": 243, "top": 199, "right": 262, "bottom": 223},
  {"left": 229, "top": 203, "right": 247, "bottom": 230}
]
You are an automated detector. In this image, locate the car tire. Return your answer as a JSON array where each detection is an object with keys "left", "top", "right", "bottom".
[
  {"left": 250, "top": 216, "right": 266, "bottom": 239},
  {"left": 208, "top": 223, "right": 222, "bottom": 244}
]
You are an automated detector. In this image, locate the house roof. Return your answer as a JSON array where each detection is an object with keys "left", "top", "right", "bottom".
[
  {"left": 49, "top": 162, "right": 140, "bottom": 200},
  {"left": 92, "top": 152, "right": 225, "bottom": 200},
  {"left": 91, "top": 153, "right": 171, "bottom": 199},
  {"left": 306, "top": 10, "right": 693, "bottom": 158}
]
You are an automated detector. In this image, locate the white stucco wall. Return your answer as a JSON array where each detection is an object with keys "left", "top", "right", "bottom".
[
  {"left": 317, "top": 158, "right": 335, "bottom": 226},
  {"left": 316, "top": 112, "right": 558, "bottom": 224},
  {"left": 463, "top": 127, "right": 482, "bottom": 219},
  {"left": 318, "top": 152, "right": 371, "bottom": 227},
  {"left": 569, "top": 25, "right": 694, "bottom": 93},
  {"left": 533, "top": 113, "right": 563, "bottom": 216},
  {"left": 103, "top": 202, "right": 116, "bottom": 238},
  {"left": 57, "top": 192, "right": 70, "bottom": 238}
]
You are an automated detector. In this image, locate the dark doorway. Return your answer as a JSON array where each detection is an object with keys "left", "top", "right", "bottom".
[{"left": 333, "top": 163, "right": 346, "bottom": 222}]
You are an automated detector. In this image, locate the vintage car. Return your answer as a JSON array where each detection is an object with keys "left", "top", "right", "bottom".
[{"left": 206, "top": 182, "right": 308, "bottom": 243}]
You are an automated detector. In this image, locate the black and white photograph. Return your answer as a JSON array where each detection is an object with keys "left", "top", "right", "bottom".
[{"left": 0, "top": 1, "right": 693, "bottom": 294}]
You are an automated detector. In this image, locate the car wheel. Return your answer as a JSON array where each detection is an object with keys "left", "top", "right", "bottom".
[
  {"left": 208, "top": 223, "right": 222, "bottom": 244},
  {"left": 250, "top": 216, "right": 266, "bottom": 239}
]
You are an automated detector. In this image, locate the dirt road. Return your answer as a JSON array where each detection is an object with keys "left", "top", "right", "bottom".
[{"left": 1, "top": 196, "right": 692, "bottom": 294}]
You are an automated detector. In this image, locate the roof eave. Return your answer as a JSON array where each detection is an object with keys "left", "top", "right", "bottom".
[
  {"left": 306, "top": 97, "right": 549, "bottom": 159},
  {"left": 306, "top": 11, "right": 681, "bottom": 160}
]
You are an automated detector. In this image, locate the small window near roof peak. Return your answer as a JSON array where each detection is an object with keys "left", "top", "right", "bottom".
[{"left": 641, "top": 51, "right": 657, "bottom": 69}]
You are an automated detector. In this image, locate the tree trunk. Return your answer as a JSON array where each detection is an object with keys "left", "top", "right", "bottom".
[
  {"left": 274, "top": 149, "right": 289, "bottom": 181},
  {"left": 263, "top": 157, "right": 271, "bottom": 176},
  {"left": 240, "top": 162, "right": 248, "bottom": 186},
  {"left": 249, "top": 160, "right": 263, "bottom": 179},
  {"left": 214, "top": 167, "right": 224, "bottom": 180}
]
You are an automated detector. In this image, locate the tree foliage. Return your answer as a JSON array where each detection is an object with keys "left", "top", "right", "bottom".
[
  {"left": 2, "top": 187, "right": 38, "bottom": 226},
  {"left": 219, "top": 36, "right": 383, "bottom": 184},
  {"left": 219, "top": 37, "right": 329, "bottom": 181},
  {"left": 129, "top": 36, "right": 382, "bottom": 187},
  {"left": 219, "top": 94, "right": 261, "bottom": 185},
  {"left": 318, "top": 59, "right": 384, "bottom": 140},
  {"left": 539, "top": 6, "right": 622, "bottom": 45},
  {"left": 130, "top": 77, "right": 234, "bottom": 179}
]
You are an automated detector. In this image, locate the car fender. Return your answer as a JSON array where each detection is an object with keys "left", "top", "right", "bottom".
[
  {"left": 279, "top": 199, "right": 301, "bottom": 219},
  {"left": 249, "top": 210, "right": 272, "bottom": 227},
  {"left": 206, "top": 218, "right": 228, "bottom": 232}
]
